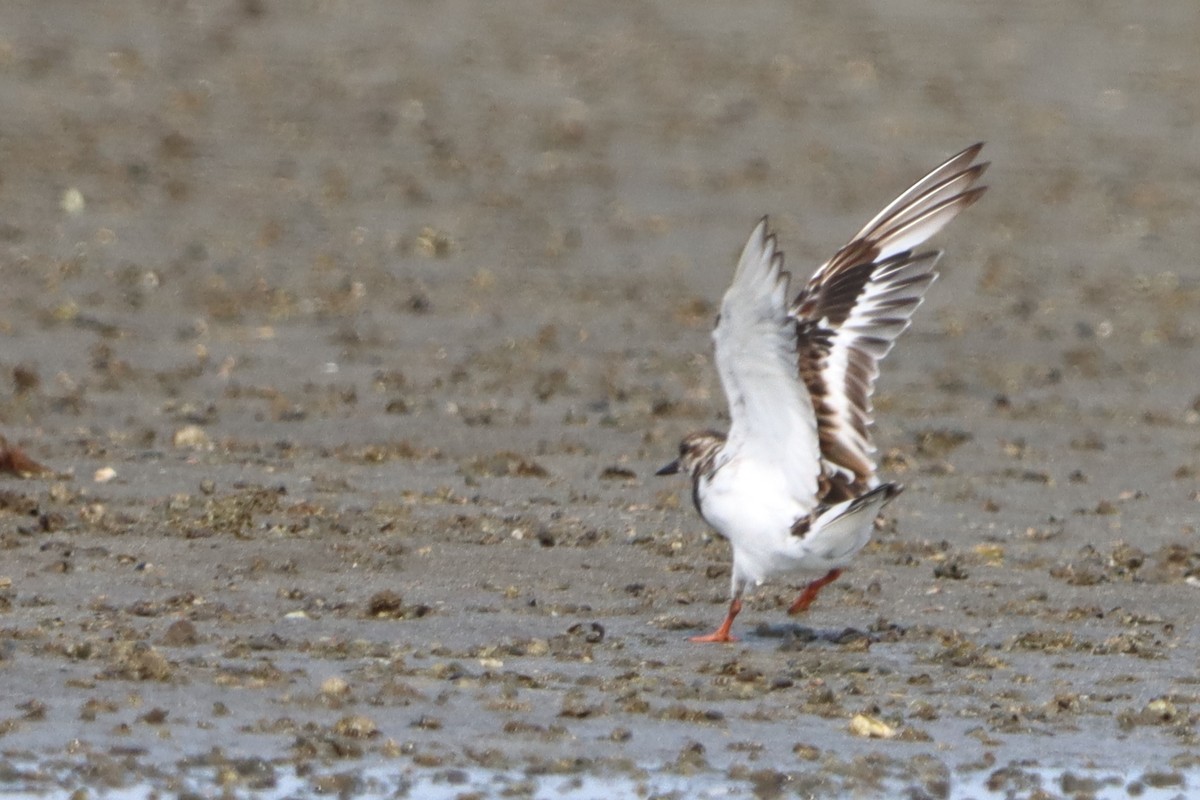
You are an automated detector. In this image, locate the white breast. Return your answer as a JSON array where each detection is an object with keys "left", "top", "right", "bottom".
[{"left": 697, "top": 456, "right": 816, "bottom": 584}]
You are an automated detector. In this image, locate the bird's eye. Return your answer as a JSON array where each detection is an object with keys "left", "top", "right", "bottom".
[{"left": 714, "top": 313, "right": 722, "bottom": 327}]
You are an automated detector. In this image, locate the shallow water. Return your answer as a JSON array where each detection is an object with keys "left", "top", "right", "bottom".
[{"left": 3, "top": 758, "right": 1194, "bottom": 800}]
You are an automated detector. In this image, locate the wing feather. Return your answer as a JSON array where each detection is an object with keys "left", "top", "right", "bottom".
[
  {"left": 793, "top": 144, "right": 988, "bottom": 497},
  {"left": 850, "top": 143, "right": 986, "bottom": 242},
  {"left": 713, "top": 218, "right": 821, "bottom": 504}
]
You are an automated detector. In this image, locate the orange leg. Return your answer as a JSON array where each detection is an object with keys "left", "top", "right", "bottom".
[
  {"left": 787, "top": 568, "right": 842, "bottom": 616},
  {"left": 690, "top": 597, "right": 743, "bottom": 643}
]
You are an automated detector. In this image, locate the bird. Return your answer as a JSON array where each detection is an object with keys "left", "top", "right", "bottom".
[{"left": 656, "top": 144, "right": 987, "bottom": 643}]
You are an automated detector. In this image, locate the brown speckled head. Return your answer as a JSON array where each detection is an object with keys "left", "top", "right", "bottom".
[{"left": 656, "top": 430, "right": 725, "bottom": 479}]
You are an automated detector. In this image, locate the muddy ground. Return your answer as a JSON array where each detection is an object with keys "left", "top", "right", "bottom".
[{"left": 1, "top": 1, "right": 1199, "bottom": 798}]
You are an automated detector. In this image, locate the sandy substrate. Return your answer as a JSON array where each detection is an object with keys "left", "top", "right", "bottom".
[{"left": 1, "top": 2, "right": 1199, "bottom": 797}]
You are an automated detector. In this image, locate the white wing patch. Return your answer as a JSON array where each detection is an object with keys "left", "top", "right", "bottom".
[{"left": 712, "top": 219, "right": 822, "bottom": 506}]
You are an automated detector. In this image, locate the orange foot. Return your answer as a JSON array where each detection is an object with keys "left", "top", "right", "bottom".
[
  {"left": 787, "top": 568, "right": 842, "bottom": 616},
  {"left": 690, "top": 597, "right": 742, "bottom": 644}
]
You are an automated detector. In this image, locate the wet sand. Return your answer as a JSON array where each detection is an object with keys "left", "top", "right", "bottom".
[{"left": 1, "top": 1, "right": 1199, "bottom": 797}]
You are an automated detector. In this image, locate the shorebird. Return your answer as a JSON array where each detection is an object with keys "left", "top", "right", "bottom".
[{"left": 657, "top": 144, "right": 987, "bottom": 642}]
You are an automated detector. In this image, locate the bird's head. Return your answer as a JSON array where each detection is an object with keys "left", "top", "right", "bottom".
[{"left": 656, "top": 430, "right": 725, "bottom": 479}]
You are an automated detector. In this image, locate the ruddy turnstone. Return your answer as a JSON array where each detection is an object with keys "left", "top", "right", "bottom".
[{"left": 657, "top": 144, "right": 987, "bottom": 643}]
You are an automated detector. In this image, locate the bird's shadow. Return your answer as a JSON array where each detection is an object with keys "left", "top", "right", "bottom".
[{"left": 752, "top": 621, "right": 905, "bottom": 650}]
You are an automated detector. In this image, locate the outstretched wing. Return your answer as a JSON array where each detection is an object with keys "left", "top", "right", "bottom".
[
  {"left": 792, "top": 143, "right": 988, "bottom": 497},
  {"left": 713, "top": 219, "right": 821, "bottom": 504}
]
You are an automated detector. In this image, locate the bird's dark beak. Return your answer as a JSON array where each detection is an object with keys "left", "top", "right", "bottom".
[{"left": 655, "top": 460, "right": 680, "bottom": 476}]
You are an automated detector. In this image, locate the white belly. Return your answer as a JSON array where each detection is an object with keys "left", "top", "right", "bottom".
[{"left": 697, "top": 457, "right": 817, "bottom": 585}]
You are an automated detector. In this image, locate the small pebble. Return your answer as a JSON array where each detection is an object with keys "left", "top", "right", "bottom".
[
  {"left": 173, "top": 425, "right": 212, "bottom": 449},
  {"left": 850, "top": 713, "right": 896, "bottom": 739},
  {"left": 61, "top": 187, "right": 85, "bottom": 214}
]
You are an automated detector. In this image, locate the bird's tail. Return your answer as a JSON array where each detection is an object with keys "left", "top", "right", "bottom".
[{"left": 802, "top": 483, "right": 901, "bottom": 563}]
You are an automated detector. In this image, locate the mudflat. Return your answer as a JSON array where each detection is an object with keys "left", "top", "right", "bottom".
[{"left": 1, "top": 2, "right": 1198, "bottom": 797}]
